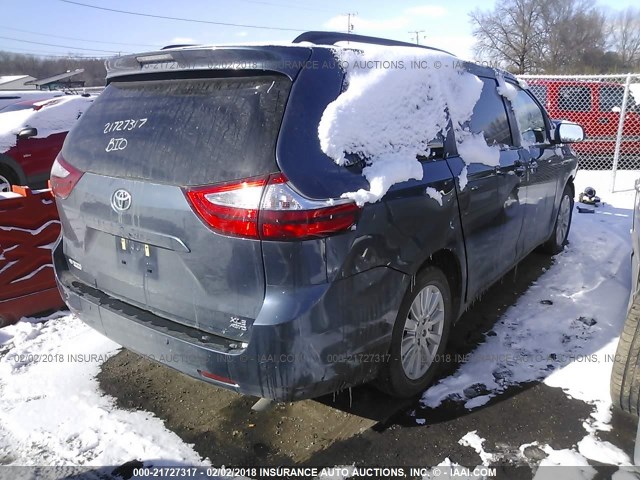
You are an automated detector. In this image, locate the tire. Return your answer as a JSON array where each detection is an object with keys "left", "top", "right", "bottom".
[
  {"left": 611, "top": 295, "right": 640, "bottom": 416},
  {"left": 377, "top": 266, "right": 453, "bottom": 397},
  {"left": 0, "top": 166, "right": 18, "bottom": 193},
  {"left": 541, "top": 184, "right": 574, "bottom": 254}
]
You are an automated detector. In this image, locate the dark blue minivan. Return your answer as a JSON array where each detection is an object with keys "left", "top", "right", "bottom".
[{"left": 52, "top": 32, "right": 583, "bottom": 401}]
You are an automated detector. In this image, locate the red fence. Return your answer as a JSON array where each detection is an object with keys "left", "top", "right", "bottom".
[{"left": 0, "top": 186, "right": 64, "bottom": 327}]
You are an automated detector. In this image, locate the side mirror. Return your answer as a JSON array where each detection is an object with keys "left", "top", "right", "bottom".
[
  {"left": 17, "top": 127, "right": 38, "bottom": 139},
  {"left": 554, "top": 121, "right": 585, "bottom": 144}
]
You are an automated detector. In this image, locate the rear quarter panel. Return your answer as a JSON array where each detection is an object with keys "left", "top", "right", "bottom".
[{"left": 325, "top": 159, "right": 467, "bottom": 318}]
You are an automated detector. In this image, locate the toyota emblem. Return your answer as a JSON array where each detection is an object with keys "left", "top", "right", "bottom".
[{"left": 111, "top": 189, "right": 132, "bottom": 212}]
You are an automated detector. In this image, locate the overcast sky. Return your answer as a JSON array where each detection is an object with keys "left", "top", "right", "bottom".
[{"left": 0, "top": 0, "right": 637, "bottom": 60}]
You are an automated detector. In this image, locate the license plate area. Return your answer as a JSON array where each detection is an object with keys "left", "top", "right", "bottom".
[{"left": 115, "top": 236, "right": 158, "bottom": 280}]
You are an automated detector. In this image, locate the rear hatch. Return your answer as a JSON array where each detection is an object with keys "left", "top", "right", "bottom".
[{"left": 58, "top": 59, "right": 296, "bottom": 341}]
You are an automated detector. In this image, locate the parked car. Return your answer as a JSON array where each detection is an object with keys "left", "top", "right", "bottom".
[
  {"left": 528, "top": 79, "right": 640, "bottom": 166},
  {"left": 611, "top": 178, "right": 640, "bottom": 462},
  {"left": 0, "top": 90, "right": 64, "bottom": 112},
  {"left": 52, "top": 32, "right": 584, "bottom": 402},
  {"left": 0, "top": 95, "right": 94, "bottom": 192}
]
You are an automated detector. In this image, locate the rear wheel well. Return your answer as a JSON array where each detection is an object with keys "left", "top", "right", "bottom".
[
  {"left": 0, "top": 155, "right": 26, "bottom": 185},
  {"left": 0, "top": 164, "right": 19, "bottom": 192},
  {"left": 416, "top": 249, "right": 462, "bottom": 320}
]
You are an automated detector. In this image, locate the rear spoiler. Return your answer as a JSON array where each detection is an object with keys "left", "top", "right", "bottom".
[{"left": 105, "top": 46, "right": 314, "bottom": 82}]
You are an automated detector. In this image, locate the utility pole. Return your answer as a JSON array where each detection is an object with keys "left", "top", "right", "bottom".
[
  {"left": 345, "top": 12, "right": 357, "bottom": 33},
  {"left": 408, "top": 30, "right": 426, "bottom": 45}
]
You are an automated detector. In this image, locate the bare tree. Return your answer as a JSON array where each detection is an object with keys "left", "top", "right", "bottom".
[
  {"left": 0, "top": 52, "right": 107, "bottom": 87},
  {"left": 608, "top": 7, "right": 640, "bottom": 69},
  {"left": 470, "top": 0, "right": 614, "bottom": 74},
  {"left": 470, "top": 0, "right": 545, "bottom": 73},
  {"left": 540, "top": 0, "right": 608, "bottom": 73}
]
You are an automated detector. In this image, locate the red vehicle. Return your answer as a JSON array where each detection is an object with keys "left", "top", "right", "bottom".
[
  {"left": 527, "top": 79, "right": 640, "bottom": 166},
  {"left": 0, "top": 95, "right": 94, "bottom": 192}
]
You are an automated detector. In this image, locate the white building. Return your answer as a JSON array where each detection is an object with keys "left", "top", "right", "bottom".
[{"left": 0, "top": 75, "right": 37, "bottom": 90}]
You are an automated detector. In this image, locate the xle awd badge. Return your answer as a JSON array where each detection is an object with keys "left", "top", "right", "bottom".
[
  {"left": 229, "top": 317, "right": 247, "bottom": 331},
  {"left": 111, "top": 189, "right": 132, "bottom": 212}
]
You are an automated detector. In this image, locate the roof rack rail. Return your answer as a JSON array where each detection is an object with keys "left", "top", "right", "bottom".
[
  {"left": 292, "top": 31, "right": 455, "bottom": 56},
  {"left": 161, "top": 44, "right": 199, "bottom": 50}
]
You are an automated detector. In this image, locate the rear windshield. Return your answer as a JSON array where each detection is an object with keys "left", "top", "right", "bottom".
[{"left": 63, "top": 75, "right": 291, "bottom": 185}]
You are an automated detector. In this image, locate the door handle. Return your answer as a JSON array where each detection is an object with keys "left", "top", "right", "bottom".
[{"left": 495, "top": 164, "right": 526, "bottom": 177}]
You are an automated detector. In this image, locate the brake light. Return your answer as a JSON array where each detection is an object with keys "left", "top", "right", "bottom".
[
  {"left": 259, "top": 174, "right": 361, "bottom": 240},
  {"left": 50, "top": 154, "right": 84, "bottom": 199},
  {"left": 184, "top": 173, "right": 360, "bottom": 240},
  {"left": 34, "top": 98, "right": 63, "bottom": 111},
  {"left": 186, "top": 176, "right": 267, "bottom": 238}
]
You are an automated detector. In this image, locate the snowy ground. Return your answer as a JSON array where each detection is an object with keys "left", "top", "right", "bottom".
[
  {"left": 418, "top": 170, "right": 639, "bottom": 475},
  {"left": 0, "top": 170, "right": 638, "bottom": 478},
  {"left": 0, "top": 313, "right": 208, "bottom": 470}
]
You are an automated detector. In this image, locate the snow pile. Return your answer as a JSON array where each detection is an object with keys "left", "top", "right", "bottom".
[
  {"left": 496, "top": 72, "right": 531, "bottom": 147},
  {"left": 318, "top": 46, "right": 500, "bottom": 205},
  {"left": 533, "top": 445, "right": 596, "bottom": 479},
  {"left": 456, "top": 130, "right": 500, "bottom": 167},
  {"left": 496, "top": 72, "right": 518, "bottom": 102},
  {"left": 577, "top": 436, "right": 630, "bottom": 466},
  {"left": 458, "top": 431, "right": 495, "bottom": 466},
  {"left": 0, "top": 313, "right": 208, "bottom": 467},
  {"left": 0, "top": 96, "right": 94, "bottom": 152},
  {"left": 425, "top": 187, "right": 443, "bottom": 206}
]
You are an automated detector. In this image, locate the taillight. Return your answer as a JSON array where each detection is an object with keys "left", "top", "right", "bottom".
[
  {"left": 50, "top": 154, "right": 84, "bottom": 199},
  {"left": 34, "top": 98, "right": 63, "bottom": 111},
  {"left": 184, "top": 173, "right": 360, "bottom": 240},
  {"left": 185, "top": 176, "right": 267, "bottom": 238},
  {"left": 259, "top": 174, "right": 360, "bottom": 240}
]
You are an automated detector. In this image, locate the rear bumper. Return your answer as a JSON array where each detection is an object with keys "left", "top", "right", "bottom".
[{"left": 53, "top": 238, "right": 408, "bottom": 401}]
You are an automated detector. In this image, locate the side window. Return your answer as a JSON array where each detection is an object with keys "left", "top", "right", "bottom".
[
  {"left": 558, "top": 86, "right": 591, "bottom": 111},
  {"left": 528, "top": 84, "right": 548, "bottom": 108},
  {"left": 468, "top": 78, "right": 513, "bottom": 147},
  {"left": 599, "top": 85, "right": 628, "bottom": 112},
  {"left": 511, "top": 88, "right": 548, "bottom": 145}
]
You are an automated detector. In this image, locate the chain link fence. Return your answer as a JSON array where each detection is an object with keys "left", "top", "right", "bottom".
[{"left": 519, "top": 74, "right": 640, "bottom": 189}]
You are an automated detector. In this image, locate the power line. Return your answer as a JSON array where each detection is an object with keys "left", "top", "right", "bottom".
[
  {"left": 0, "top": 25, "right": 160, "bottom": 48},
  {"left": 59, "top": 0, "right": 309, "bottom": 32},
  {"left": 0, "top": 35, "right": 126, "bottom": 54}
]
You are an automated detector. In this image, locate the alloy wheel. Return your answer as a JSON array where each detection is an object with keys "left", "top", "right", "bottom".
[
  {"left": 401, "top": 284, "right": 445, "bottom": 380},
  {"left": 555, "top": 194, "right": 571, "bottom": 246}
]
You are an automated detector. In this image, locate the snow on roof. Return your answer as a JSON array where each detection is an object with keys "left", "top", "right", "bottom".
[
  {"left": 25, "top": 69, "right": 84, "bottom": 86},
  {"left": 318, "top": 45, "right": 500, "bottom": 205},
  {"left": 0, "top": 75, "right": 31, "bottom": 84},
  {"left": 0, "top": 75, "right": 36, "bottom": 89},
  {"left": 0, "top": 95, "right": 95, "bottom": 152}
]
